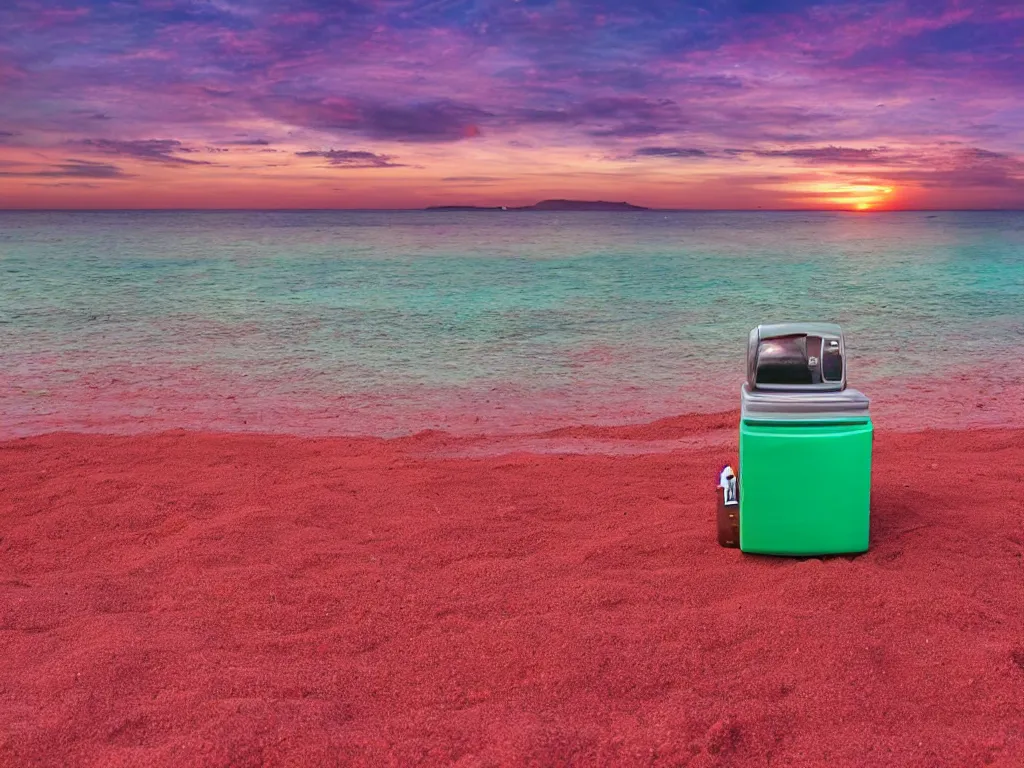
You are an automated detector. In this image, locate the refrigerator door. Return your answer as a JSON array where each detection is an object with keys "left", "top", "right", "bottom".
[{"left": 739, "top": 418, "right": 872, "bottom": 555}]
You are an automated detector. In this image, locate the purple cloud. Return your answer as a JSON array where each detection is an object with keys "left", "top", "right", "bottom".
[
  {"left": 633, "top": 147, "right": 710, "bottom": 159},
  {"left": 0, "top": 159, "right": 130, "bottom": 179},
  {"left": 512, "top": 96, "right": 683, "bottom": 132},
  {"left": 748, "top": 146, "right": 898, "bottom": 163},
  {"left": 28, "top": 181, "right": 101, "bottom": 188},
  {"left": 79, "top": 139, "right": 213, "bottom": 166},
  {"left": 589, "top": 124, "right": 670, "bottom": 138},
  {"left": 259, "top": 97, "right": 487, "bottom": 142},
  {"left": 960, "top": 148, "right": 1010, "bottom": 160},
  {"left": 71, "top": 110, "right": 113, "bottom": 121},
  {"left": 295, "top": 149, "right": 405, "bottom": 168},
  {"left": 874, "top": 146, "right": 1024, "bottom": 189}
]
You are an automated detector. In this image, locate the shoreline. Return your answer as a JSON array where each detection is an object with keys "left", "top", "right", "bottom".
[
  {"left": 0, "top": 410, "right": 741, "bottom": 452},
  {"left": 5, "top": 407, "right": 1024, "bottom": 453}
]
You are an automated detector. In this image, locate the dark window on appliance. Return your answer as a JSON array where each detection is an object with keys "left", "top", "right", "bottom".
[
  {"left": 822, "top": 340, "right": 843, "bottom": 382},
  {"left": 755, "top": 335, "right": 812, "bottom": 385}
]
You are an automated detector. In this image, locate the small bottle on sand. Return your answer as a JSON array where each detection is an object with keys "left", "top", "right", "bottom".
[{"left": 719, "top": 465, "right": 737, "bottom": 506}]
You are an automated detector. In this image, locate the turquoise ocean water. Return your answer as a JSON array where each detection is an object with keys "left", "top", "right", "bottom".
[{"left": 2, "top": 210, "right": 1023, "bottom": 438}]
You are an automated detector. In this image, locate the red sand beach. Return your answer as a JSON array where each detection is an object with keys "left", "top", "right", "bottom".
[{"left": 1, "top": 416, "right": 1023, "bottom": 767}]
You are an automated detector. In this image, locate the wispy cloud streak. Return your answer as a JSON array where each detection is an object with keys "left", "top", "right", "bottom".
[{"left": 295, "top": 149, "right": 405, "bottom": 168}]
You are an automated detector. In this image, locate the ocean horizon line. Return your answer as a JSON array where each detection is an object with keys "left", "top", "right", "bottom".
[{"left": 2, "top": 207, "right": 1024, "bottom": 213}]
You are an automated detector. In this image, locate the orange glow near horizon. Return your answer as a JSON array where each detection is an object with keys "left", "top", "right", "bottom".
[{"left": 0, "top": 141, "right": 938, "bottom": 211}]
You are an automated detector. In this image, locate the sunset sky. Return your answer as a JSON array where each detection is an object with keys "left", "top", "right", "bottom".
[{"left": 1, "top": 0, "right": 1022, "bottom": 210}]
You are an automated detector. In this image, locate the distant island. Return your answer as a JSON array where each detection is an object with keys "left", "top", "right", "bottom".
[{"left": 425, "top": 199, "right": 649, "bottom": 212}]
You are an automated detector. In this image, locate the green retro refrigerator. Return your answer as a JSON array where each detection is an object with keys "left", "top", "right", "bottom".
[{"left": 719, "top": 323, "right": 873, "bottom": 556}]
